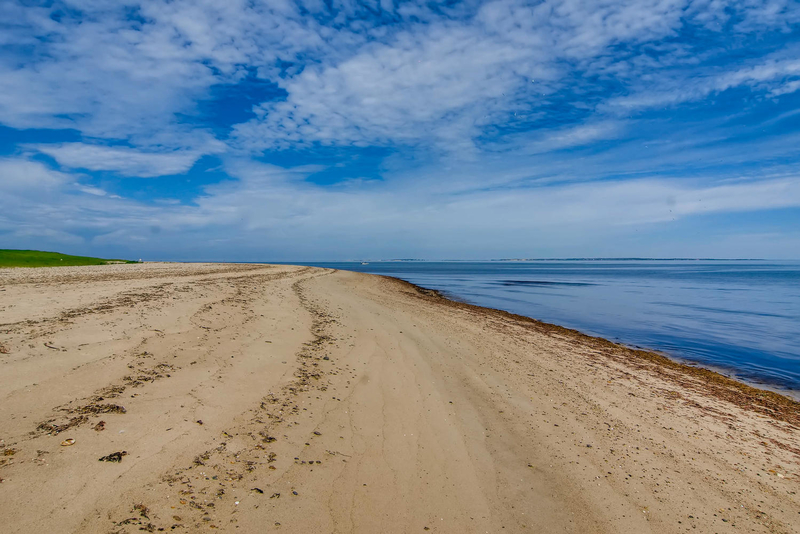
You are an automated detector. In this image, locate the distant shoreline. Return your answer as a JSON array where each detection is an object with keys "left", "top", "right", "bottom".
[{"left": 124, "top": 258, "right": 785, "bottom": 263}]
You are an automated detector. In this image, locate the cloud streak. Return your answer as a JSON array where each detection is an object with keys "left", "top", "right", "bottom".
[
  {"left": 3, "top": 154, "right": 799, "bottom": 259},
  {"left": 30, "top": 144, "right": 208, "bottom": 177}
]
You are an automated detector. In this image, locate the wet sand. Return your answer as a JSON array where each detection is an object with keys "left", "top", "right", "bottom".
[{"left": 0, "top": 263, "right": 798, "bottom": 533}]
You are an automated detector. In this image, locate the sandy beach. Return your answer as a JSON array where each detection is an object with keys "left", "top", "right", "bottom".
[{"left": 0, "top": 263, "right": 798, "bottom": 533}]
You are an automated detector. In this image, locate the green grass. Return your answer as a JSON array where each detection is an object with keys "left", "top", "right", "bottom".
[{"left": 0, "top": 249, "right": 138, "bottom": 268}]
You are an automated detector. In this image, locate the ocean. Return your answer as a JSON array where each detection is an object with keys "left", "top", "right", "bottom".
[{"left": 301, "top": 260, "right": 800, "bottom": 394}]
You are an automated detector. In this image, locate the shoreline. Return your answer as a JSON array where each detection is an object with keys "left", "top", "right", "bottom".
[
  {"left": 383, "top": 274, "right": 800, "bottom": 422},
  {"left": 373, "top": 271, "right": 800, "bottom": 404},
  {"left": 1, "top": 263, "right": 798, "bottom": 533}
]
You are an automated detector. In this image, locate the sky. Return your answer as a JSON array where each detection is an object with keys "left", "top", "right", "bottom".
[{"left": 1, "top": 0, "right": 799, "bottom": 261}]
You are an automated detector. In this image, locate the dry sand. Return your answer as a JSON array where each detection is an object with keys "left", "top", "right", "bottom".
[{"left": 0, "top": 263, "right": 798, "bottom": 533}]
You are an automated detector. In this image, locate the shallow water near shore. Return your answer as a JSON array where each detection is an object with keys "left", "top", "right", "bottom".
[{"left": 296, "top": 260, "right": 800, "bottom": 393}]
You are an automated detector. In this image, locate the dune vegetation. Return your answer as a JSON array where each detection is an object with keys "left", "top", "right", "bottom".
[{"left": 0, "top": 249, "right": 136, "bottom": 268}]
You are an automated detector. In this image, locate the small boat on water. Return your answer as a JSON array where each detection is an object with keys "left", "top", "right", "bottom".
[{"left": 361, "top": 262, "right": 369, "bottom": 265}]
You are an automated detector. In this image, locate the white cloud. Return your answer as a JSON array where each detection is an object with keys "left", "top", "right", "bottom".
[
  {"left": 770, "top": 79, "right": 800, "bottom": 97},
  {"left": 232, "top": 0, "right": 800, "bottom": 153},
  {"left": 0, "top": 156, "right": 176, "bottom": 250},
  {"left": 516, "top": 121, "right": 626, "bottom": 154},
  {"left": 235, "top": 0, "right": 693, "bottom": 152},
  {"left": 234, "top": 25, "right": 540, "bottom": 151},
  {"left": 606, "top": 55, "right": 800, "bottom": 111},
  {"left": 75, "top": 184, "right": 109, "bottom": 196},
  {"left": 0, "top": 0, "right": 334, "bottom": 141},
  {"left": 0, "top": 158, "right": 69, "bottom": 193},
  {"left": 33, "top": 143, "right": 205, "bottom": 177}
]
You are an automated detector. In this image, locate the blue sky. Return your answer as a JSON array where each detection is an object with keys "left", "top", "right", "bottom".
[{"left": 1, "top": 0, "right": 799, "bottom": 260}]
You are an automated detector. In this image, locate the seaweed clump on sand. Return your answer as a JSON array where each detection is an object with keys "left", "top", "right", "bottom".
[
  {"left": 99, "top": 451, "right": 128, "bottom": 462},
  {"left": 36, "top": 416, "right": 89, "bottom": 435},
  {"left": 74, "top": 403, "right": 127, "bottom": 415},
  {"left": 36, "top": 404, "right": 125, "bottom": 435}
]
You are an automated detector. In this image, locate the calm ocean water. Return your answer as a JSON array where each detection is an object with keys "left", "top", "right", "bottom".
[{"left": 299, "top": 260, "right": 800, "bottom": 393}]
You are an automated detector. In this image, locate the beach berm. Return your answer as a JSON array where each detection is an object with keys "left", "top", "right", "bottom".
[{"left": 0, "top": 263, "right": 797, "bottom": 533}]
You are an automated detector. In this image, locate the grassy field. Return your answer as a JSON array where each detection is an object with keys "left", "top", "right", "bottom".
[{"left": 0, "top": 249, "right": 138, "bottom": 268}]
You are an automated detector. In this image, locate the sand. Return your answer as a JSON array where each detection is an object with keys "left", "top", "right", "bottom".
[{"left": 0, "top": 263, "right": 798, "bottom": 533}]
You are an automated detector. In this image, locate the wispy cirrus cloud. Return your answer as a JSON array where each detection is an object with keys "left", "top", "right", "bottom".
[{"left": 606, "top": 54, "right": 800, "bottom": 112}]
